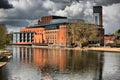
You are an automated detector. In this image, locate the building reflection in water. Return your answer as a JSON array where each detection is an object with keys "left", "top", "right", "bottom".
[
  {"left": 33, "top": 48, "right": 67, "bottom": 72},
  {"left": 93, "top": 53, "right": 104, "bottom": 80},
  {"left": 16, "top": 47, "right": 104, "bottom": 80},
  {"left": 19, "top": 47, "right": 33, "bottom": 64}
]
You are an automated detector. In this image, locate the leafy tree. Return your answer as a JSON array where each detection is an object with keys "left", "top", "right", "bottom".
[
  {"left": 6, "top": 32, "right": 13, "bottom": 44},
  {"left": 67, "top": 21, "right": 100, "bottom": 47},
  {"left": 0, "top": 24, "right": 7, "bottom": 49},
  {"left": 115, "top": 29, "right": 120, "bottom": 36}
]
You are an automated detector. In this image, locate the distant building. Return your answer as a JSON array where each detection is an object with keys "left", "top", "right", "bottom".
[
  {"left": 13, "top": 6, "right": 104, "bottom": 46},
  {"left": 116, "top": 36, "right": 120, "bottom": 44},
  {"left": 104, "top": 34, "right": 116, "bottom": 44},
  {"left": 104, "top": 34, "right": 120, "bottom": 46}
]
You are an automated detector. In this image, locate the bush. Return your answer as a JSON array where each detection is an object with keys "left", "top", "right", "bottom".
[{"left": 113, "top": 44, "right": 120, "bottom": 48}]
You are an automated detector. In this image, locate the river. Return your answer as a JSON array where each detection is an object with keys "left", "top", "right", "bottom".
[{"left": 0, "top": 46, "right": 120, "bottom": 80}]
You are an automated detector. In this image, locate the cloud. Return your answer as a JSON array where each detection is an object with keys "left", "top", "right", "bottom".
[
  {"left": 0, "top": 19, "right": 30, "bottom": 33},
  {"left": 51, "top": 2, "right": 84, "bottom": 17},
  {"left": 103, "top": 3, "right": 120, "bottom": 33},
  {"left": 49, "top": 1, "right": 95, "bottom": 22},
  {"left": 95, "top": 0, "right": 120, "bottom": 6},
  {"left": 0, "top": 19, "right": 29, "bottom": 27},
  {"left": 42, "top": 0, "right": 56, "bottom": 10},
  {"left": 51, "top": 0, "right": 120, "bottom": 6},
  {"left": 0, "top": 0, "right": 47, "bottom": 19},
  {"left": 6, "top": 25, "right": 22, "bottom": 33},
  {"left": 0, "top": 0, "right": 119, "bottom": 34},
  {"left": 49, "top": 1, "right": 120, "bottom": 34},
  {"left": 0, "top": 0, "right": 13, "bottom": 9}
]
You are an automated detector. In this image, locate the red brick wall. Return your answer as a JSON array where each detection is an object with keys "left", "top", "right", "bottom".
[
  {"left": 58, "top": 25, "right": 67, "bottom": 46},
  {"left": 45, "top": 30, "right": 59, "bottom": 44},
  {"left": 41, "top": 16, "right": 52, "bottom": 24},
  {"left": 20, "top": 27, "right": 45, "bottom": 44}
]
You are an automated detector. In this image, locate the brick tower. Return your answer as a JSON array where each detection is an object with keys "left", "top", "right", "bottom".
[{"left": 93, "top": 6, "right": 103, "bottom": 27}]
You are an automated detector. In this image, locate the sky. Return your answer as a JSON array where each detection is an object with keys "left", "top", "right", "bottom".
[{"left": 0, "top": 0, "right": 120, "bottom": 34}]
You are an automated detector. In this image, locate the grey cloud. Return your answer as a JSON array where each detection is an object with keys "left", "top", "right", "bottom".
[
  {"left": 0, "top": 0, "right": 13, "bottom": 9},
  {"left": 0, "top": 19, "right": 29, "bottom": 27},
  {"left": 6, "top": 25, "right": 23, "bottom": 33},
  {"left": 51, "top": 0, "right": 120, "bottom": 6},
  {"left": 95, "top": 0, "right": 120, "bottom": 6},
  {"left": 0, "top": 0, "right": 49, "bottom": 19}
]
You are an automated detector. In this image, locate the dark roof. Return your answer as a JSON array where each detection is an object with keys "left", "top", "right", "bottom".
[
  {"left": 41, "top": 15, "right": 67, "bottom": 19},
  {"left": 50, "top": 19, "right": 84, "bottom": 24},
  {"left": 27, "top": 18, "right": 84, "bottom": 28},
  {"left": 93, "top": 6, "right": 102, "bottom": 13}
]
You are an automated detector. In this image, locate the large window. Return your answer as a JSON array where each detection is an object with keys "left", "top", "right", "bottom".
[{"left": 95, "top": 16, "right": 98, "bottom": 24}]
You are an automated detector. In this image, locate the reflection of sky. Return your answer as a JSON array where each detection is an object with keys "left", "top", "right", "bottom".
[
  {"left": 8, "top": 65, "right": 41, "bottom": 80},
  {"left": 103, "top": 52, "right": 120, "bottom": 79},
  {"left": 52, "top": 73, "right": 95, "bottom": 80}
]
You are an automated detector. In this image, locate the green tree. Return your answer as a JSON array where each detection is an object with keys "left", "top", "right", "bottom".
[
  {"left": 67, "top": 21, "right": 99, "bottom": 47},
  {"left": 6, "top": 32, "right": 13, "bottom": 44},
  {"left": 0, "top": 24, "right": 7, "bottom": 49},
  {"left": 115, "top": 29, "right": 120, "bottom": 36}
]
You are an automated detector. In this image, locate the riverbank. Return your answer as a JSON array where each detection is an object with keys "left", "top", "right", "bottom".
[
  {"left": 12, "top": 45, "right": 120, "bottom": 52},
  {"left": 87, "top": 47, "right": 120, "bottom": 52},
  {"left": 32, "top": 45, "right": 120, "bottom": 52},
  {"left": 0, "top": 50, "right": 12, "bottom": 67}
]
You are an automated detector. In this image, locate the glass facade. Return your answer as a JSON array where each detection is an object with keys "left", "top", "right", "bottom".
[{"left": 13, "top": 32, "right": 35, "bottom": 44}]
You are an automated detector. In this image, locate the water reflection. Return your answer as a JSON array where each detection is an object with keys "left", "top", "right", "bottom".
[
  {"left": 21, "top": 48, "right": 97, "bottom": 71},
  {"left": 0, "top": 46, "right": 120, "bottom": 80},
  {"left": 15, "top": 47, "right": 103, "bottom": 80}
]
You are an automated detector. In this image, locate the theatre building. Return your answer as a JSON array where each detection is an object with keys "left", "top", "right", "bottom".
[{"left": 13, "top": 6, "right": 104, "bottom": 46}]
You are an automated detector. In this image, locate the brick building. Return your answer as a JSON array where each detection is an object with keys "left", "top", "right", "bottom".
[
  {"left": 104, "top": 34, "right": 116, "bottom": 44},
  {"left": 13, "top": 6, "right": 104, "bottom": 46}
]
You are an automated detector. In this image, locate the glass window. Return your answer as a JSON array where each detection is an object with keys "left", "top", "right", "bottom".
[{"left": 95, "top": 16, "right": 98, "bottom": 24}]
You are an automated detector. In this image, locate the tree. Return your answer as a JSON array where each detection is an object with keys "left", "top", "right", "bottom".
[
  {"left": 6, "top": 32, "right": 13, "bottom": 44},
  {"left": 115, "top": 29, "right": 120, "bottom": 36},
  {"left": 0, "top": 24, "right": 7, "bottom": 49},
  {"left": 67, "top": 21, "right": 99, "bottom": 47}
]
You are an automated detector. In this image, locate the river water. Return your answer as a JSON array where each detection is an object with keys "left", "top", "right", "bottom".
[{"left": 0, "top": 46, "right": 120, "bottom": 80}]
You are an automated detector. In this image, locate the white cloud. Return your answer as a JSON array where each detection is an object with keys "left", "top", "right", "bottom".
[
  {"left": 6, "top": 25, "right": 21, "bottom": 33},
  {"left": 0, "top": 9, "right": 8, "bottom": 17},
  {"left": 42, "top": 0, "right": 56, "bottom": 10},
  {"left": 0, "top": 0, "right": 119, "bottom": 33},
  {"left": 103, "top": 3, "right": 120, "bottom": 33},
  {"left": 50, "top": 2, "right": 84, "bottom": 18},
  {"left": 50, "top": 1, "right": 95, "bottom": 22}
]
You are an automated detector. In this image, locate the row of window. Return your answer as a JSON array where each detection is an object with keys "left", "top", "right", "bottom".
[
  {"left": 46, "top": 31, "right": 58, "bottom": 34},
  {"left": 46, "top": 35, "right": 57, "bottom": 39},
  {"left": 22, "top": 30, "right": 43, "bottom": 32},
  {"left": 47, "top": 40, "right": 57, "bottom": 43}
]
